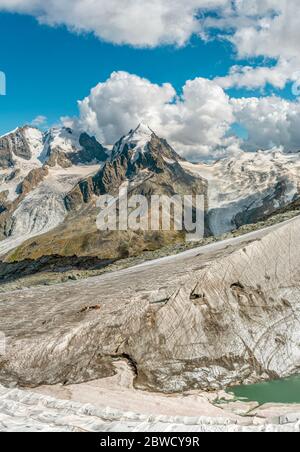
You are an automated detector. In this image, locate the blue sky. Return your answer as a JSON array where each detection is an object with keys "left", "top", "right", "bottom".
[
  {"left": 0, "top": 11, "right": 291, "bottom": 136},
  {"left": 0, "top": 2, "right": 299, "bottom": 160},
  {"left": 0, "top": 13, "right": 232, "bottom": 135}
]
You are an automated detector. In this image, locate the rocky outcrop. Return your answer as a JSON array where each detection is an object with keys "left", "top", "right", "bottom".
[
  {"left": 65, "top": 126, "right": 206, "bottom": 209},
  {"left": 44, "top": 128, "right": 108, "bottom": 168},
  {"left": 0, "top": 217, "right": 299, "bottom": 392},
  {"left": 0, "top": 127, "right": 33, "bottom": 168},
  {"left": 46, "top": 149, "right": 73, "bottom": 168},
  {"left": 77, "top": 132, "right": 108, "bottom": 163},
  {"left": 0, "top": 191, "right": 9, "bottom": 213},
  {"left": 20, "top": 167, "right": 49, "bottom": 195}
]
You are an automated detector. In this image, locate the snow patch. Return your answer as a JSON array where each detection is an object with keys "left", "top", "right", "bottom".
[
  {"left": 112, "top": 123, "right": 154, "bottom": 162},
  {"left": 23, "top": 127, "right": 47, "bottom": 163}
]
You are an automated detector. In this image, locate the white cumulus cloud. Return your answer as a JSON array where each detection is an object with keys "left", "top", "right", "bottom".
[
  {"left": 232, "top": 96, "right": 300, "bottom": 152},
  {"left": 31, "top": 115, "right": 47, "bottom": 127},
  {"left": 214, "top": 0, "right": 300, "bottom": 90},
  {"left": 64, "top": 72, "right": 300, "bottom": 159},
  {"left": 2, "top": 1, "right": 300, "bottom": 90},
  {"left": 0, "top": 0, "right": 228, "bottom": 47},
  {"left": 67, "top": 71, "right": 234, "bottom": 160}
]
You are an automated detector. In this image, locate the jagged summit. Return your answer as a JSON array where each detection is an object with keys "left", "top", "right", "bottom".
[
  {"left": 129, "top": 122, "right": 155, "bottom": 141},
  {"left": 0, "top": 125, "right": 45, "bottom": 169},
  {"left": 131, "top": 122, "right": 154, "bottom": 136},
  {"left": 110, "top": 122, "right": 183, "bottom": 166},
  {"left": 0, "top": 125, "right": 39, "bottom": 139},
  {"left": 111, "top": 122, "right": 155, "bottom": 162},
  {"left": 1, "top": 121, "right": 300, "bottom": 261},
  {"left": 126, "top": 122, "right": 155, "bottom": 143},
  {"left": 0, "top": 125, "right": 109, "bottom": 171}
]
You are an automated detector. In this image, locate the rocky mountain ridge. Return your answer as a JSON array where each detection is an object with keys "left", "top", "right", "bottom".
[
  {"left": 182, "top": 150, "right": 300, "bottom": 235},
  {"left": 1, "top": 125, "right": 300, "bottom": 432},
  {"left": 0, "top": 123, "right": 300, "bottom": 263}
]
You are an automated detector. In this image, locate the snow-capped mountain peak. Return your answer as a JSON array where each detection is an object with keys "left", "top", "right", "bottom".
[
  {"left": 130, "top": 122, "right": 154, "bottom": 142},
  {"left": 21, "top": 126, "right": 46, "bottom": 163},
  {"left": 44, "top": 127, "right": 82, "bottom": 155},
  {"left": 0, "top": 125, "right": 45, "bottom": 169},
  {"left": 111, "top": 123, "right": 155, "bottom": 162},
  {"left": 43, "top": 126, "right": 108, "bottom": 167},
  {"left": 2, "top": 122, "right": 300, "bottom": 261}
]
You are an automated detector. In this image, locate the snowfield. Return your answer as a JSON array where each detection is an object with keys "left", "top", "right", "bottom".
[
  {"left": 181, "top": 149, "right": 300, "bottom": 235},
  {"left": 44, "top": 127, "right": 83, "bottom": 156}
]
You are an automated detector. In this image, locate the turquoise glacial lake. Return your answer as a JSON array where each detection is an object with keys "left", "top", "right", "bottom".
[{"left": 227, "top": 376, "right": 300, "bottom": 405}]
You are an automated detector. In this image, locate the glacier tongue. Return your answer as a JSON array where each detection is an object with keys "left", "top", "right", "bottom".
[
  {"left": 0, "top": 181, "right": 67, "bottom": 257},
  {"left": 10, "top": 188, "right": 66, "bottom": 238}
]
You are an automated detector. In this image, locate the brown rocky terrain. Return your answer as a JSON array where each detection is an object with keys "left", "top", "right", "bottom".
[
  {"left": 0, "top": 127, "right": 33, "bottom": 168},
  {"left": 1, "top": 125, "right": 207, "bottom": 263}
]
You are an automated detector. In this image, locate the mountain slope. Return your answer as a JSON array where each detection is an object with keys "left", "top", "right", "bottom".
[
  {"left": 4, "top": 124, "right": 207, "bottom": 262},
  {"left": 0, "top": 126, "right": 108, "bottom": 256},
  {"left": 44, "top": 127, "right": 108, "bottom": 167},
  {"left": 66, "top": 123, "right": 202, "bottom": 206},
  {"left": 181, "top": 149, "right": 300, "bottom": 235},
  {"left": 1, "top": 123, "right": 300, "bottom": 265},
  {"left": 0, "top": 126, "right": 45, "bottom": 169}
]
